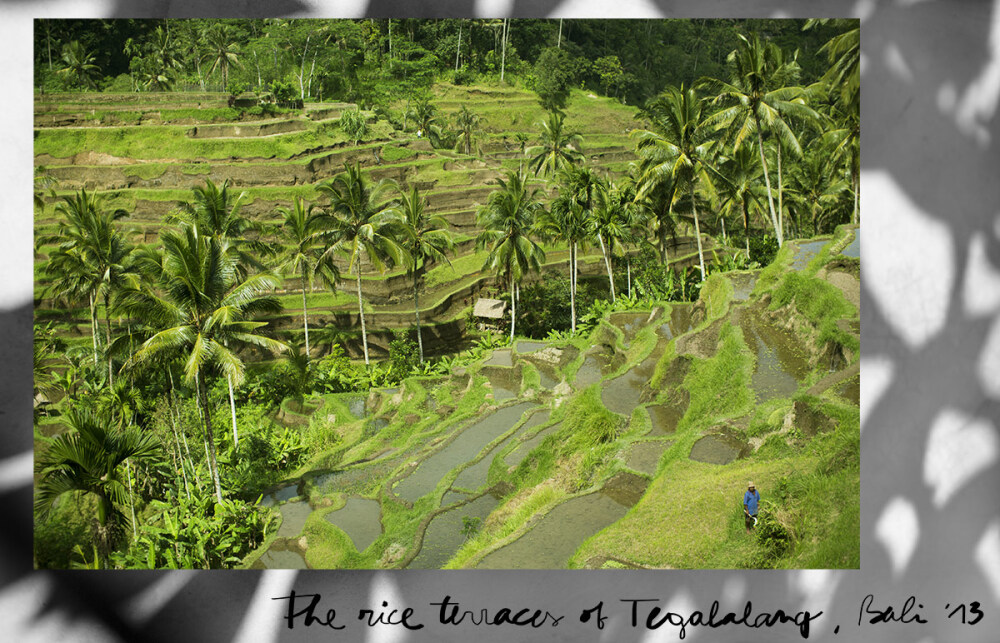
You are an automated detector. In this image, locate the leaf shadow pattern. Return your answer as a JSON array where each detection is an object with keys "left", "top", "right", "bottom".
[{"left": 4, "top": 1, "right": 1000, "bottom": 642}]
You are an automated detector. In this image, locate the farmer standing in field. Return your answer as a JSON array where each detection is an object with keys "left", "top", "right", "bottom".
[{"left": 744, "top": 481, "right": 760, "bottom": 533}]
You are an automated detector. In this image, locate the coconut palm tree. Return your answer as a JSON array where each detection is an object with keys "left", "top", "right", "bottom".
[
  {"left": 119, "top": 225, "right": 287, "bottom": 503},
  {"left": 274, "top": 197, "right": 337, "bottom": 364},
  {"left": 700, "top": 33, "right": 819, "bottom": 247},
  {"left": 788, "top": 133, "right": 850, "bottom": 235},
  {"left": 527, "top": 111, "right": 585, "bottom": 178},
  {"left": 34, "top": 405, "right": 161, "bottom": 567},
  {"left": 631, "top": 84, "right": 714, "bottom": 281},
  {"left": 57, "top": 40, "right": 101, "bottom": 88},
  {"left": 601, "top": 176, "right": 647, "bottom": 298},
  {"left": 637, "top": 173, "right": 680, "bottom": 270},
  {"left": 392, "top": 185, "right": 454, "bottom": 363},
  {"left": 203, "top": 23, "right": 241, "bottom": 89},
  {"left": 455, "top": 105, "right": 479, "bottom": 156},
  {"left": 538, "top": 191, "right": 590, "bottom": 333},
  {"left": 172, "top": 179, "right": 270, "bottom": 275},
  {"left": 316, "top": 163, "right": 406, "bottom": 366},
  {"left": 709, "top": 143, "right": 765, "bottom": 255},
  {"left": 42, "top": 189, "right": 133, "bottom": 385},
  {"left": 476, "top": 170, "right": 546, "bottom": 342}
]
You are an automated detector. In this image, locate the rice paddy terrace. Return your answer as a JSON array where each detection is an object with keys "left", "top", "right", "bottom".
[
  {"left": 243, "top": 228, "right": 859, "bottom": 569},
  {"left": 33, "top": 85, "right": 718, "bottom": 358}
]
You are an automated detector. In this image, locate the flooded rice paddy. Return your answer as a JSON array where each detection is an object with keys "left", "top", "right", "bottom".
[
  {"left": 324, "top": 497, "right": 382, "bottom": 552},
  {"left": 475, "top": 492, "right": 633, "bottom": 569},
  {"left": 393, "top": 402, "right": 537, "bottom": 503}
]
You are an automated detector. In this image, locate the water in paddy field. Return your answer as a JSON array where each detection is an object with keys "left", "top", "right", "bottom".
[
  {"left": 689, "top": 433, "right": 749, "bottom": 465},
  {"left": 515, "top": 341, "right": 547, "bottom": 354},
  {"left": 537, "top": 370, "right": 557, "bottom": 389},
  {"left": 408, "top": 493, "right": 500, "bottom": 569},
  {"left": 489, "top": 380, "right": 518, "bottom": 402},
  {"left": 731, "top": 273, "right": 757, "bottom": 301},
  {"left": 483, "top": 348, "right": 513, "bottom": 367},
  {"left": 260, "top": 483, "right": 300, "bottom": 508},
  {"left": 324, "top": 497, "right": 382, "bottom": 553},
  {"left": 345, "top": 396, "right": 366, "bottom": 419},
  {"left": 601, "top": 368, "right": 647, "bottom": 416},
  {"left": 646, "top": 404, "right": 683, "bottom": 436},
  {"left": 276, "top": 499, "right": 313, "bottom": 538},
  {"left": 841, "top": 235, "right": 860, "bottom": 258},
  {"left": 505, "top": 421, "right": 562, "bottom": 468},
  {"left": 257, "top": 549, "right": 307, "bottom": 569},
  {"left": 625, "top": 440, "right": 672, "bottom": 475},
  {"left": 790, "top": 240, "right": 828, "bottom": 271},
  {"left": 452, "top": 410, "right": 551, "bottom": 491},
  {"left": 574, "top": 355, "right": 603, "bottom": 388},
  {"left": 608, "top": 312, "right": 649, "bottom": 346},
  {"left": 474, "top": 492, "right": 633, "bottom": 569},
  {"left": 737, "top": 306, "right": 809, "bottom": 403},
  {"left": 393, "top": 402, "right": 537, "bottom": 503},
  {"left": 659, "top": 305, "right": 694, "bottom": 340}
]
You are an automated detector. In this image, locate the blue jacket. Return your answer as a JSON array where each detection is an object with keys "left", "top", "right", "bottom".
[{"left": 744, "top": 489, "right": 760, "bottom": 515}]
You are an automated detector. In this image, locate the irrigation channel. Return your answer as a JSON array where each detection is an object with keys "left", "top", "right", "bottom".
[{"left": 248, "top": 231, "right": 858, "bottom": 568}]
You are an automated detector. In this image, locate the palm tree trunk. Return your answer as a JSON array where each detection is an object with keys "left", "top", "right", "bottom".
[
  {"left": 356, "top": 272, "right": 370, "bottom": 365},
  {"left": 89, "top": 293, "right": 99, "bottom": 370},
  {"left": 852, "top": 172, "right": 859, "bottom": 225},
  {"left": 691, "top": 185, "right": 706, "bottom": 281},
  {"left": 598, "top": 233, "right": 616, "bottom": 302},
  {"left": 743, "top": 199, "right": 751, "bottom": 256},
  {"left": 104, "top": 292, "right": 114, "bottom": 387},
  {"left": 755, "top": 120, "right": 783, "bottom": 247},
  {"left": 509, "top": 273, "right": 516, "bottom": 342},
  {"left": 658, "top": 225, "right": 668, "bottom": 266},
  {"left": 301, "top": 285, "right": 310, "bottom": 361},
  {"left": 777, "top": 141, "right": 784, "bottom": 241},
  {"left": 125, "top": 459, "right": 137, "bottom": 541},
  {"left": 569, "top": 242, "right": 576, "bottom": 333},
  {"left": 197, "top": 374, "right": 224, "bottom": 503},
  {"left": 627, "top": 259, "right": 632, "bottom": 298},
  {"left": 414, "top": 270, "right": 424, "bottom": 364},
  {"left": 500, "top": 19, "right": 508, "bottom": 83},
  {"left": 227, "top": 375, "right": 238, "bottom": 450}
]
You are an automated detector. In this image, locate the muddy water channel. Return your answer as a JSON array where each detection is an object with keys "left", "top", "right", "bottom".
[
  {"left": 737, "top": 306, "right": 809, "bottom": 402},
  {"left": 394, "top": 402, "right": 537, "bottom": 503},
  {"left": 324, "top": 497, "right": 382, "bottom": 552},
  {"left": 475, "top": 492, "right": 633, "bottom": 569},
  {"left": 408, "top": 493, "right": 500, "bottom": 569}
]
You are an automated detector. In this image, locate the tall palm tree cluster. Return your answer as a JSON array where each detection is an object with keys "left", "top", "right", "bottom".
[
  {"left": 35, "top": 165, "right": 455, "bottom": 566},
  {"left": 476, "top": 27, "right": 858, "bottom": 338}
]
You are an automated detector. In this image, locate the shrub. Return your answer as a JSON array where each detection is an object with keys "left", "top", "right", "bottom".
[{"left": 339, "top": 108, "right": 368, "bottom": 144}]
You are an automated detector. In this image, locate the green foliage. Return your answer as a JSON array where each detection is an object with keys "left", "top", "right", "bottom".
[
  {"left": 226, "top": 80, "right": 249, "bottom": 98},
  {"left": 682, "top": 322, "right": 753, "bottom": 423},
  {"left": 339, "top": 108, "right": 369, "bottom": 144},
  {"left": 269, "top": 79, "right": 297, "bottom": 104},
  {"left": 770, "top": 271, "right": 858, "bottom": 353},
  {"left": 111, "top": 492, "right": 274, "bottom": 569},
  {"left": 313, "top": 344, "right": 369, "bottom": 393},
  {"left": 752, "top": 500, "right": 792, "bottom": 561},
  {"left": 565, "top": 385, "right": 623, "bottom": 445},
  {"left": 532, "top": 47, "right": 574, "bottom": 112},
  {"left": 388, "top": 331, "right": 420, "bottom": 380},
  {"left": 748, "top": 235, "right": 779, "bottom": 266},
  {"left": 460, "top": 515, "right": 481, "bottom": 538}
]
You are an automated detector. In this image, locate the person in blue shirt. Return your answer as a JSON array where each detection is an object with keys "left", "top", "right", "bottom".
[{"left": 744, "top": 481, "right": 760, "bottom": 532}]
